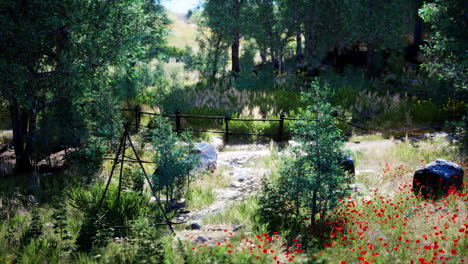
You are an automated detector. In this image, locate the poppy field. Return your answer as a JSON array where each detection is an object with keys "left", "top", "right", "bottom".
[{"left": 171, "top": 159, "right": 467, "bottom": 264}]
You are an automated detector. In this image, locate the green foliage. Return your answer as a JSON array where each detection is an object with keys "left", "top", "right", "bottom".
[
  {"left": 0, "top": 0, "right": 167, "bottom": 172},
  {"left": 20, "top": 208, "right": 43, "bottom": 247},
  {"left": 183, "top": 46, "right": 208, "bottom": 73},
  {"left": 51, "top": 204, "right": 73, "bottom": 244},
  {"left": 203, "top": 196, "right": 259, "bottom": 227},
  {"left": 419, "top": 0, "right": 467, "bottom": 153},
  {"left": 279, "top": 80, "right": 353, "bottom": 224},
  {"left": 344, "top": 0, "right": 410, "bottom": 49},
  {"left": 149, "top": 117, "right": 198, "bottom": 205},
  {"left": 18, "top": 239, "right": 60, "bottom": 264},
  {"left": 419, "top": 0, "right": 467, "bottom": 91},
  {"left": 256, "top": 177, "right": 295, "bottom": 232},
  {"left": 168, "top": 238, "right": 273, "bottom": 264},
  {"left": 131, "top": 218, "right": 166, "bottom": 263},
  {"left": 68, "top": 183, "right": 151, "bottom": 251},
  {"left": 122, "top": 166, "right": 146, "bottom": 193},
  {"left": 186, "top": 185, "right": 216, "bottom": 210}
]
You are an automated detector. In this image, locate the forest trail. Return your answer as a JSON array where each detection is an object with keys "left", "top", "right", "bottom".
[{"left": 174, "top": 140, "right": 272, "bottom": 245}]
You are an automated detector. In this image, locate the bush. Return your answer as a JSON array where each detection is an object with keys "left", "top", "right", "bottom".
[
  {"left": 256, "top": 177, "right": 295, "bottom": 233},
  {"left": 277, "top": 79, "right": 353, "bottom": 225},
  {"left": 68, "top": 184, "right": 151, "bottom": 252},
  {"left": 149, "top": 116, "right": 198, "bottom": 206}
]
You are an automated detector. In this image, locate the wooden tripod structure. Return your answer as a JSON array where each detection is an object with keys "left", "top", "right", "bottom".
[{"left": 98, "top": 124, "right": 174, "bottom": 234}]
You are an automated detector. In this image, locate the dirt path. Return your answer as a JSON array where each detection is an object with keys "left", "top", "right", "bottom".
[{"left": 174, "top": 142, "right": 271, "bottom": 244}]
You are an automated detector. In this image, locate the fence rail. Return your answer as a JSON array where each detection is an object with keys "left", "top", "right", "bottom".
[{"left": 122, "top": 106, "right": 368, "bottom": 143}]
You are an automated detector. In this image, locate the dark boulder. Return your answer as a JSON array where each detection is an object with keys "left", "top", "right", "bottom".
[
  {"left": 187, "top": 222, "right": 201, "bottom": 230},
  {"left": 342, "top": 156, "right": 355, "bottom": 176},
  {"left": 318, "top": 155, "right": 355, "bottom": 176},
  {"left": 413, "top": 159, "right": 464, "bottom": 198}
]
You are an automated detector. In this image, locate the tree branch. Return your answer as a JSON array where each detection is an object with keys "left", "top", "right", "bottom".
[{"left": 34, "top": 70, "right": 71, "bottom": 77}]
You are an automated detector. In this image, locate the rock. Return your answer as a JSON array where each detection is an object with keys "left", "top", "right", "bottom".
[
  {"left": 413, "top": 159, "right": 464, "bottom": 198},
  {"left": 349, "top": 184, "right": 363, "bottom": 192},
  {"left": 195, "top": 142, "right": 217, "bottom": 170},
  {"left": 230, "top": 182, "right": 242, "bottom": 188},
  {"left": 187, "top": 222, "right": 201, "bottom": 230},
  {"left": 168, "top": 200, "right": 186, "bottom": 210},
  {"left": 233, "top": 224, "right": 244, "bottom": 232},
  {"left": 342, "top": 156, "right": 355, "bottom": 176},
  {"left": 37, "top": 148, "right": 75, "bottom": 171},
  {"left": 27, "top": 195, "right": 38, "bottom": 204},
  {"left": 194, "top": 236, "right": 209, "bottom": 243}
]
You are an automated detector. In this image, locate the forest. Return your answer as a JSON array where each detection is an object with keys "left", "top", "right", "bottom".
[{"left": 0, "top": 0, "right": 466, "bottom": 263}]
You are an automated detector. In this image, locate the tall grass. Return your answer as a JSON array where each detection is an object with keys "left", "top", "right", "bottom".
[
  {"left": 186, "top": 185, "right": 216, "bottom": 210},
  {"left": 202, "top": 196, "right": 259, "bottom": 228}
]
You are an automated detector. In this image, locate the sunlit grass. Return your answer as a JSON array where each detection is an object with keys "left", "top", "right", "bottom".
[
  {"left": 202, "top": 196, "right": 258, "bottom": 228},
  {"left": 349, "top": 134, "right": 386, "bottom": 142},
  {"left": 186, "top": 167, "right": 229, "bottom": 210}
]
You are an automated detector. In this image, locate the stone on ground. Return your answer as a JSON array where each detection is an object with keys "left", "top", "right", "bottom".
[{"left": 413, "top": 159, "right": 464, "bottom": 198}]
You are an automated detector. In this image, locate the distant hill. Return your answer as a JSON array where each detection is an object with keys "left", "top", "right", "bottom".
[{"left": 165, "top": 9, "right": 198, "bottom": 50}]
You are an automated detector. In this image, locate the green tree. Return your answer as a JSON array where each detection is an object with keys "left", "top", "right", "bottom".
[
  {"left": 419, "top": 0, "right": 467, "bottom": 91},
  {"left": 245, "top": 0, "right": 296, "bottom": 73},
  {"left": 419, "top": 0, "right": 468, "bottom": 152},
  {"left": 0, "top": 0, "right": 166, "bottom": 172},
  {"left": 344, "top": 0, "right": 410, "bottom": 77},
  {"left": 202, "top": 0, "right": 245, "bottom": 76},
  {"left": 149, "top": 117, "right": 197, "bottom": 207},
  {"left": 279, "top": 80, "right": 353, "bottom": 224},
  {"left": 194, "top": 2, "right": 230, "bottom": 79}
]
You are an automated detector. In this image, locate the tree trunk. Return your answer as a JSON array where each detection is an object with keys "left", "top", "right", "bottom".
[
  {"left": 366, "top": 43, "right": 376, "bottom": 78},
  {"left": 413, "top": 15, "right": 423, "bottom": 48},
  {"left": 10, "top": 102, "right": 33, "bottom": 173},
  {"left": 24, "top": 108, "right": 37, "bottom": 168},
  {"left": 296, "top": 30, "right": 302, "bottom": 59},
  {"left": 413, "top": 0, "right": 423, "bottom": 47},
  {"left": 303, "top": 8, "right": 315, "bottom": 71},
  {"left": 231, "top": 32, "right": 240, "bottom": 74},
  {"left": 209, "top": 34, "right": 223, "bottom": 79},
  {"left": 259, "top": 46, "right": 267, "bottom": 64},
  {"left": 294, "top": 1, "right": 303, "bottom": 60},
  {"left": 271, "top": 53, "right": 280, "bottom": 73},
  {"left": 231, "top": 0, "right": 241, "bottom": 75}
]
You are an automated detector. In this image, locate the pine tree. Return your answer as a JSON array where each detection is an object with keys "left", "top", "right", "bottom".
[{"left": 280, "top": 80, "right": 353, "bottom": 224}]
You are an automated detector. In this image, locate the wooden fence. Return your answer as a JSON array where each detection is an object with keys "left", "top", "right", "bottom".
[{"left": 122, "top": 106, "right": 368, "bottom": 143}]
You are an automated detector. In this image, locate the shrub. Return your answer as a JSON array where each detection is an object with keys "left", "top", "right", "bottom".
[
  {"left": 256, "top": 177, "right": 295, "bottom": 233},
  {"left": 278, "top": 79, "right": 353, "bottom": 225},
  {"left": 68, "top": 184, "right": 151, "bottom": 252},
  {"left": 149, "top": 116, "right": 198, "bottom": 206}
]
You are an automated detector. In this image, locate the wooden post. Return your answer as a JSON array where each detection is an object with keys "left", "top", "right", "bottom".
[
  {"left": 117, "top": 123, "right": 128, "bottom": 202},
  {"left": 224, "top": 112, "right": 230, "bottom": 144},
  {"left": 98, "top": 128, "right": 126, "bottom": 209},
  {"left": 175, "top": 109, "right": 181, "bottom": 135},
  {"left": 135, "top": 105, "right": 141, "bottom": 132},
  {"left": 124, "top": 125, "right": 175, "bottom": 234},
  {"left": 278, "top": 112, "right": 285, "bottom": 142}
]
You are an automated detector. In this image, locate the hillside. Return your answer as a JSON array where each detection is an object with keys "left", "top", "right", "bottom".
[{"left": 165, "top": 9, "right": 198, "bottom": 50}]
